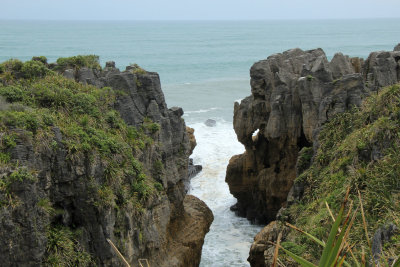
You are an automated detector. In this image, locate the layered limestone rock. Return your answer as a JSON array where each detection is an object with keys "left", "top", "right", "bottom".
[
  {"left": 0, "top": 63, "right": 211, "bottom": 266},
  {"left": 234, "top": 45, "right": 400, "bottom": 266},
  {"left": 226, "top": 46, "right": 400, "bottom": 225}
]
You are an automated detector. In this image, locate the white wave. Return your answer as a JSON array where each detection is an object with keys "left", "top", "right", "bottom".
[
  {"left": 188, "top": 120, "right": 262, "bottom": 267},
  {"left": 185, "top": 107, "right": 220, "bottom": 114}
]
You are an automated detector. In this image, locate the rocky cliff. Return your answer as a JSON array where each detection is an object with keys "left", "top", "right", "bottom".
[
  {"left": 0, "top": 56, "right": 212, "bottom": 266},
  {"left": 225, "top": 45, "right": 400, "bottom": 266},
  {"left": 226, "top": 45, "right": 400, "bottom": 224}
]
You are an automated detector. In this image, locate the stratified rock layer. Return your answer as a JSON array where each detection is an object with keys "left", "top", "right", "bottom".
[
  {"left": 226, "top": 46, "right": 400, "bottom": 224},
  {"left": 0, "top": 63, "right": 212, "bottom": 266},
  {"left": 237, "top": 45, "right": 400, "bottom": 266}
]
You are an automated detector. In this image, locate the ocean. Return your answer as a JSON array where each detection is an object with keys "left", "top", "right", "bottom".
[{"left": 1, "top": 19, "right": 399, "bottom": 266}]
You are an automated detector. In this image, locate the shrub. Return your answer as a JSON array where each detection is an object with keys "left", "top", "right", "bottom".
[
  {"left": 8, "top": 168, "right": 36, "bottom": 183},
  {"left": 2, "top": 134, "right": 17, "bottom": 149},
  {"left": 0, "top": 85, "right": 24, "bottom": 102},
  {"left": 37, "top": 198, "right": 54, "bottom": 214},
  {"left": 71, "top": 93, "right": 98, "bottom": 115},
  {"left": 56, "top": 55, "right": 101, "bottom": 71},
  {"left": 0, "top": 111, "right": 41, "bottom": 134},
  {"left": 32, "top": 56, "right": 48, "bottom": 65},
  {"left": 44, "top": 225, "right": 93, "bottom": 267},
  {"left": 154, "top": 182, "right": 163, "bottom": 192},
  {"left": 0, "top": 152, "right": 10, "bottom": 164},
  {"left": 31, "top": 81, "right": 73, "bottom": 108},
  {"left": 21, "top": 60, "right": 48, "bottom": 79},
  {"left": 105, "top": 110, "right": 122, "bottom": 129},
  {"left": 1, "top": 59, "right": 23, "bottom": 72},
  {"left": 129, "top": 63, "right": 146, "bottom": 75},
  {"left": 143, "top": 117, "right": 160, "bottom": 133}
]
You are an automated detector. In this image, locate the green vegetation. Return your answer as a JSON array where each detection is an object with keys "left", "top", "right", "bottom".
[
  {"left": 129, "top": 63, "right": 147, "bottom": 75},
  {"left": 0, "top": 152, "right": 10, "bottom": 164},
  {"left": 55, "top": 55, "right": 101, "bottom": 72},
  {"left": 1, "top": 59, "right": 23, "bottom": 73},
  {"left": 283, "top": 84, "right": 400, "bottom": 264},
  {"left": 21, "top": 60, "right": 49, "bottom": 79},
  {"left": 0, "top": 56, "right": 170, "bottom": 265},
  {"left": 143, "top": 117, "right": 160, "bottom": 133},
  {"left": 0, "top": 57, "right": 161, "bottom": 210},
  {"left": 297, "top": 147, "right": 313, "bottom": 175},
  {"left": 306, "top": 75, "right": 314, "bottom": 81},
  {"left": 37, "top": 198, "right": 55, "bottom": 215},
  {"left": 128, "top": 64, "right": 147, "bottom": 87},
  {"left": 32, "top": 56, "right": 48, "bottom": 65},
  {"left": 43, "top": 225, "right": 93, "bottom": 267},
  {"left": 0, "top": 58, "right": 51, "bottom": 80}
]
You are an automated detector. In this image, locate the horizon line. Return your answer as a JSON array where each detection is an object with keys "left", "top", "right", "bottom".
[{"left": 0, "top": 17, "right": 400, "bottom": 22}]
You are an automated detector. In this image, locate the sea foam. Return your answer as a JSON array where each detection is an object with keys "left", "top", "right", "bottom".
[{"left": 189, "top": 119, "right": 262, "bottom": 267}]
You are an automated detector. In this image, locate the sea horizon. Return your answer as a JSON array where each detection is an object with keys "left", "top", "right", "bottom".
[{"left": 1, "top": 17, "right": 400, "bottom": 21}]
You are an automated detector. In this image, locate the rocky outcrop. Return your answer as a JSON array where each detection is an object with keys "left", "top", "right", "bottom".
[
  {"left": 372, "top": 224, "right": 398, "bottom": 264},
  {"left": 163, "top": 195, "right": 213, "bottom": 267},
  {"left": 226, "top": 46, "right": 400, "bottom": 224},
  {"left": 186, "top": 126, "right": 197, "bottom": 155},
  {"left": 232, "top": 45, "right": 400, "bottom": 266},
  {"left": 204, "top": 119, "right": 216, "bottom": 127},
  {"left": 248, "top": 221, "right": 280, "bottom": 267},
  {"left": 0, "top": 62, "right": 212, "bottom": 266},
  {"left": 186, "top": 126, "right": 203, "bottom": 178}
]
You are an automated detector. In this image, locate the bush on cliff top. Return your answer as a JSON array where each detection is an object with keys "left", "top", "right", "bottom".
[
  {"left": 0, "top": 58, "right": 51, "bottom": 80},
  {"left": 55, "top": 55, "right": 101, "bottom": 71},
  {"left": 283, "top": 84, "right": 400, "bottom": 264}
]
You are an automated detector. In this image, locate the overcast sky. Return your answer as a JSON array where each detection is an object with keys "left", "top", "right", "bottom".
[{"left": 1, "top": 0, "right": 400, "bottom": 20}]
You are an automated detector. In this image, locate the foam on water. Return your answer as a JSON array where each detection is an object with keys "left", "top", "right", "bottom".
[
  {"left": 184, "top": 107, "right": 220, "bottom": 114},
  {"left": 188, "top": 120, "right": 262, "bottom": 267}
]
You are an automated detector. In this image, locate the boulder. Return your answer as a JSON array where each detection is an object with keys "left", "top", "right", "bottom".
[
  {"left": 105, "top": 61, "right": 116, "bottom": 68},
  {"left": 188, "top": 158, "right": 203, "bottom": 179},
  {"left": 205, "top": 119, "right": 216, "bottom": 127},
  {"left": 62, "top": 68, "right": 75, "bottom": 80},
  {"left": 329, "top": 52, "right": 355, "bottom": 79},
  {"left": 161, "top": 195, "right": 213, "bottom": 267},
  {"left": 372, "top": 223, "right": 398, "bottom": 264},
  {"left": 186, "top": 126, "right": 197, "bottom": 155},
  {"left": 248, "top": 221, "right": 280, "bottom": 267},
  {"left": 363, "top": 50, "right": 399, "bottom": 90}
]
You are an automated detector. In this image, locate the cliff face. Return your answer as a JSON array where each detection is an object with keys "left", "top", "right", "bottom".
[
  {"left": 226, "top": 45, "right": 400, "bottom": 266},
  {"left": 226, "top": 45, "right": 400, "bottom": 224},
  {"left": 0, "top": 59, "right": 212, "bottom": 266}
]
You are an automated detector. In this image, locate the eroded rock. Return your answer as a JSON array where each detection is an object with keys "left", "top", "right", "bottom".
[
  {"left": 205, "top": 119, "right": 216, "bottom": 127},
  {"left": 0, "top": 63, "right": 212, "bottom": 267},
  {"left": 236, "top": 46, "right": 400, "bottom": 266},
  {"left": 226, "top": 47, "right": 400, "bottom": 225}
]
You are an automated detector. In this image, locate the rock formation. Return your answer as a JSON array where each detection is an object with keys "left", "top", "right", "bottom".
[
  {"left": 230, "top": 45, "right": 400, "bottom": 266},
  {"left": 204, "top": 119, "right": 217, "bottom": 127},
  {"left": 226, "top": 45, "right": 400, "bottom": 224},
  {"left": 0, "top": 60, "right": 212, "bottom": 266}
]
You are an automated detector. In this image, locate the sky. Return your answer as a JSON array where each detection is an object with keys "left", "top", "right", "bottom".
[{"left": 1, "top": 0, "right": 400, "bottom": 20}]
